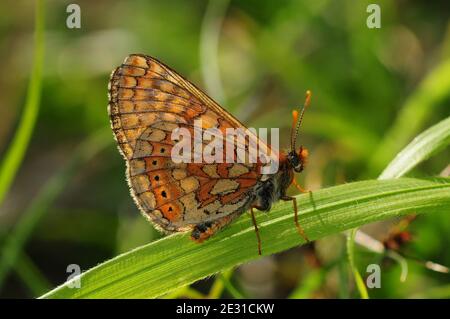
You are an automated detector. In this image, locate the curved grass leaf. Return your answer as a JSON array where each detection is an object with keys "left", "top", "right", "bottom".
[
  {"left": 346, "top": 230, "right": 368, "bottom": 299},
  {"left": 379, "top": 116, "right": 450, "bottom": 179},
  {"left": 368, "top": 58, "right": 450, "bottom": 175},
  {"left": 199, "top": 0, "right": 229, "bottom": 105},
  {"left": 0, "top": 129, "right": 111, "bottom": 289},
  {"left": 347, "top": 116, "right": 450, "bottom": 298},
  {"left": 41, "top": 177, "right": 450, "bottom": 299},
  {"left": 0, "top": 0, "right": 45, "bottom": 205}
]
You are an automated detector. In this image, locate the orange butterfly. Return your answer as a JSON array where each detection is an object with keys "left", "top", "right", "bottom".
[{"left": 108, "top": 54, "right": 310, "bottom": 255}]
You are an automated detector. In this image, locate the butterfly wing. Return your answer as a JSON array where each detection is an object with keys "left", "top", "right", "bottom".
[{"left": 108, "top": 54, "right": 275, "bottom": 233}]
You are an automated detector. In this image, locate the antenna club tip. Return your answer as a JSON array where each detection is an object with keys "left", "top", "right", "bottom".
[
  {"left": 304, "top": 90, "right": 312, "bottom": 108},
  {"left": 291, "top": 110, "right": 299, "bottom": 128}
]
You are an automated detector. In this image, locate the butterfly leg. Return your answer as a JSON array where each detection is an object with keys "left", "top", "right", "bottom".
[
  {"left": 292, "top": 178, "right": 310, "bottom": 193},
  {"left": 282, "top": 196, "right": 309, "bottom": 242},
  {"left": 250, "top": 208, "right": 262, "bottom": 255}
]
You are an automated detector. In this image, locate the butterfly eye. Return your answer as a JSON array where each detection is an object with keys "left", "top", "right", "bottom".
[
  {"left": 155, "top": 176, "right": 160, "bottom": 181},
  {"left": 161, "top": 190, "right": 167, "bottom": 198},
  {"left": 287, "top": 151, "right": 299, "bottom": 166}
]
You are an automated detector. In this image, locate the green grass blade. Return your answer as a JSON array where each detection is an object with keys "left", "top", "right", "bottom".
[
  {"left": 217, "top": 271, "right": 245, "bottom": 299},
  {"left": 207, "top": 269, "right": 236, "bottom": 298},
  {"left": 347, "top": 117, "right": 450, "bottom": 298},
  {"left": 0, "top": 0, "right": 45, "bottom": 205},
  {"left": 346, "top": 229, "right": 368, "bottom": 299},
  {"left": 289, "top": 269, "right": 326, "bottom": 299},
  {"left": 199, "top": 0, "right": 230, "bottom": 105},
  {"left": 0, "top": 129, "right": 111, "bottom": 290},
  {"left": 379, "top": 116, "right": 450, "bottom": 179},
  {"left": 15, "top": 252, "right": 52, "bottom": 296},
  {"left": 368, "top": 58, "right": 450, "bottom": 176},
  {"left": 40, "top": 177, "right": 450, "bottom": 299}
]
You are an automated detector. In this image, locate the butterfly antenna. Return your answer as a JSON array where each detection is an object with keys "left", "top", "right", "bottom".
[
  {"left": 290, "top": 110, "right": 299, "bottom": 151},
  {"left": 291, "top": 90, "right": 312, "bottom": 151}
]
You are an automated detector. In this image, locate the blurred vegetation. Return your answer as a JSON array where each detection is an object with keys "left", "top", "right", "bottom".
[{"left": 0, "top": 0, "right": 449, "bottom": 298}]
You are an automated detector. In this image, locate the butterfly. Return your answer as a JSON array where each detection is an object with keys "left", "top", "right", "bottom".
[{"left": 108, "top": 54, "right": 310, "bottom": 255}]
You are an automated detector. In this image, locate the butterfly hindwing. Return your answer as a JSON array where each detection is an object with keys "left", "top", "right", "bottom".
[{"left": 108, "top": 54, "right": 267, "bottom": 234}]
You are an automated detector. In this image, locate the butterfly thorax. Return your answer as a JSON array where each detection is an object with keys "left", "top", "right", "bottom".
[{"left": 252, "top": 151, "right": 295, "bottom": 212}]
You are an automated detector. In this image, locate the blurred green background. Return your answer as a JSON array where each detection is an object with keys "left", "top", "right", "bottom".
[{"left": 0, "top": 0, "right": 449, "bottom": 298}]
